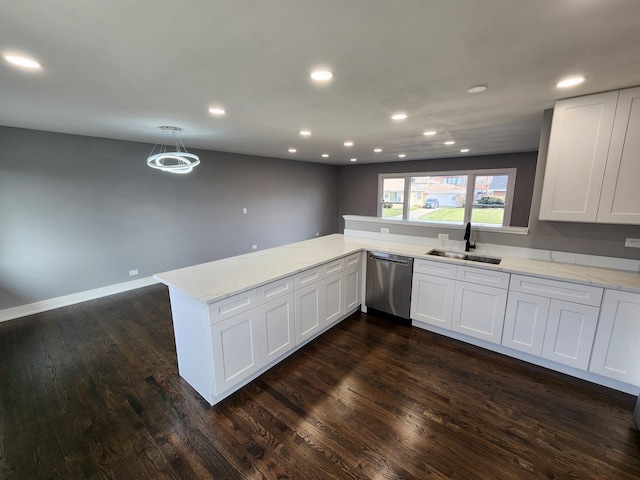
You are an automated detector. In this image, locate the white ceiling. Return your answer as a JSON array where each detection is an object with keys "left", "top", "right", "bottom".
[{"left": 2, "top": 0, "right": 640, "bottom": 165}]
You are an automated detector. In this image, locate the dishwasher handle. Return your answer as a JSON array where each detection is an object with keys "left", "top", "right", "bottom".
[{"left": 368, "top": 254, "right": 411, "bottom": 267}]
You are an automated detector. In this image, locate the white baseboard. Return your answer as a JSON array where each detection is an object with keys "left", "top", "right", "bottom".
[{"left": 0, "top": 276, "right": 160, "bottom": 323}]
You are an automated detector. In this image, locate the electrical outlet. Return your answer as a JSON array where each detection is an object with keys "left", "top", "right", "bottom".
[
  {"left": 381, "top": 227, "right": 389, "bottom": 234},
  {"left": 243, "top": 207, "right": 248, "bottom": 214},
  {"left": 315, "top": 232, "right": 320, "bottom": 237},
  {"left": 128, "top": 269, "right": 139, "bottom": 276},
  {"left": 625, "top": 238, "right": 640, "bottom": 248},
  {"left": 575, "top": 254, "right": 591, "bottom": 265},
  {"left": 438, "top": 233, "right": 449, "bottom": 241},
  {"left": 252, "top": 244, "right": 258, "bottom": 250}
]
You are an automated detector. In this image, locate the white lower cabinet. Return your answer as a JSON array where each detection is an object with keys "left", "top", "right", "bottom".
[
  {"left": 411, "top": 261, "right": 509, "bottom": 344},
  {"left": 589, "top": 290, "right": 640, "bottom": 384},
  {"left": 503, "top": 275, "right": 603, "bottom": 371},
  {"left": 541, "top": 300, "right": 599, "bottom": 370},
  {"left": 294, "top": 280, "right": 325, "bottom": 343},
  {"left": 171, "top": 253, "right": 363, "bottom": 405},
  {"left": 293, "top": 256, "right": 358, "bottom": 344},
  {"left": 410, "top": 272, "right": 456, "bottom": 329},
  {"left": 452, "top": 281, "right": 508, "bottom": 344},
  {"left": 502, "top": 291, "right": 550, "bottom": 356},
  {"left": 324, "top": 272, "right": 345, "bottom": 327},
  {"left": 406, "top": 258, "right": 640, "bottom": 393},
  {"left": 258, "top": 293, "right": 295, "bottom": 364},
  {"left": 210, "top": 309, "right": 262, "bottom": 394},
  {"left": 345, "top": 264, "right": 361, "bottom": 312}
]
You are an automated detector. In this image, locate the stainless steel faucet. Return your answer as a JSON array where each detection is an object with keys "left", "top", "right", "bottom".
[{"left": 464, "top": 222, "right": 476, "bottom": 252}]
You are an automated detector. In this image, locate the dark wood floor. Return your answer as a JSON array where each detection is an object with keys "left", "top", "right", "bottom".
[{"left": 1, "top": 284, "right": 639, "bottom": 479}]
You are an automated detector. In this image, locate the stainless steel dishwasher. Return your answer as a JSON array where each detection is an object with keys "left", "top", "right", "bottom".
[{"left": 365, "top": 251, "right": 413, "bottom": 319}]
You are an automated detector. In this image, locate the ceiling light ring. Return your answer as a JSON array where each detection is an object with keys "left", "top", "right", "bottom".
[{"left": 147, "top": 126, "right": 200, "bottom": 174}]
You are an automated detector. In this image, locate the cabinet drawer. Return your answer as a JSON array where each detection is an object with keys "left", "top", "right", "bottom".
[
  {"left": 256, "top": 277, "right": 294, "bottom": 305},
  {"left": 209, "top": 290, "right": 258, "bottom": 325},
  {"left": 510, "top": 274, "right": 603, "bottom": 307},
  {"left": 294, "top": 266, "right": 323, "bottom": 289},
  {"left": 321, "top": 258, "right": 345, "bottom": 276},
  {"left": 295, "top": 258, "right": 346, "bottom": 289},
  {"left": 414, "top": 258, "right": 457, "bottom": 279},
  {"left": 345, "top": 252, "right": 361, "bottom": 267},
  {"left": 456, "top": 265, "right": 510, "bottom": 289}
]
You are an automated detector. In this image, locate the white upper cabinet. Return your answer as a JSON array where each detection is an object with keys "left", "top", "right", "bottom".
[
  {"left": 597, "top": 86, "right": 640, "bottom": 224},
  {"left": 540, "top": 86, "right": 640, "bottom": 224},
  {"left": 539, "top": 91, "right": 618, "bottom": 222}
]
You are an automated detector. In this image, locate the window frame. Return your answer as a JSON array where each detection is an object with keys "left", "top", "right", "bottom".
[{"left": 377, "top": 168, "right": 517, "bottom": 227}]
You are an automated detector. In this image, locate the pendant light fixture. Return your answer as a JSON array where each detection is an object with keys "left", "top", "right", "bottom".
[{"left": 147, "top": 126, "right": 200, "bottom": 174}]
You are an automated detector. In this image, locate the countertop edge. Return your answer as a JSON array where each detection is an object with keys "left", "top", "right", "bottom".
[{"left": 154, "top": 235, "right": 640, "bottom": 303}]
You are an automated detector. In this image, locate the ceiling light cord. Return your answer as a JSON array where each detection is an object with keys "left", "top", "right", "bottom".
[{"left": 147, "top": 126, "right": 200, "bottom": 174}]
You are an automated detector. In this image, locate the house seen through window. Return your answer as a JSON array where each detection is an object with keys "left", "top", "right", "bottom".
[{"left": 379, "top": 170, "right": 516, "bottom": 227}]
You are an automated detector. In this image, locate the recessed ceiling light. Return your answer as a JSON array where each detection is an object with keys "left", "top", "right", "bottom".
[
  {"left": 444, "top": 141, "right": 456, "bottom": 145},
  {"left": 3, "top": 54, "right": 41, "bottom": 69},
  {"left": 374, "top": 148, "right": 382, "bottom": 153},
  {"left": 310, "top": 69, "right": 334, "bottom": 82},
  {"left": 557, "top": 76, "right": 586, "bottom": 88},
  {"left": 391, "top": 113, "right": 408, "bottom": 120},
  {"left": 300, "top": 130, "right": 311, "bottom": 136},
  {"left": 288, "top": 148, "right": 297, "bottom": 153},
  {"left": 398, "top": 154, "right": 406, "bottom": 158},
  {"left": 344, "top": 141, "right": 354, "bottom": 147},
  {"left": 322, "top": 153, "right": 329, "bottom": 158},
  {"left": 208, "top": 107, "right": 226, "bottom": 115},
  {"left": 423, "top": 131, "right": 437, "bottom": 136},
  {"left": 467, "top": 84, "right": 487, "bottom": 94},
  {"left": 350, "top": 158, "right": 357, "bottom": 162},
  {"left": 460, "top": 148, "right": 470, "bottom": 153}
]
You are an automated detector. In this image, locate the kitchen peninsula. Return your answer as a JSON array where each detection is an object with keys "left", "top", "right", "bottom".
[{"left": 155, "top": 233, "right": 640, "bottom": 406}]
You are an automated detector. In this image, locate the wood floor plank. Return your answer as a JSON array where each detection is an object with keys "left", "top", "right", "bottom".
[{"left": 1, "top": 284, "right": 639, "bottom": 479}]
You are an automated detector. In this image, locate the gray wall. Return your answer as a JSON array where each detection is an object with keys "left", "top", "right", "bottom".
[
  {"left": 0, "top": 127, "right": 339, "bottom": 309},
  {"left": 338, "top": 111, "right": 640, "bottom": 260}
]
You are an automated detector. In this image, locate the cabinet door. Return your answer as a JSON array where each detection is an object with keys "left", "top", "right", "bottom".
[
  {"left": 598, "top": 86, "right": 640, "bottom": 224},
  {"left": 410, "top": 272, "right": 456, "bottom": 329},
  {"left": 258, "top": 294, "right": 295, "bottom": 364},
  {"left": 294, "top": 281, "right": 325, "bottom": 343},
  {"left": 345, "top": 264, "right": 361, "bottom": 312},
  {"left": 541, "top": 300, "right": 599, "bottom": 370},
  {"left": 589, "top": 290, "right": 640, "bottom": 385},
  {"left": 502, "top": 292, "right": 550, "bottom": 356},
  {"left": 539, "top": 91, "right": 618, "bottom": 222},
  {"left": 452, "top": 281, "right": 508, "bottom": 344},
  {"left": 324, "top": 272, "right": 345, "bottom": 326},
  {"left": 210, "top": 310, "right": 261, "bottom": 394}
]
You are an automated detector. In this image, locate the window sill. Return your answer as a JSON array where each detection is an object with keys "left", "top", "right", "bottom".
[{"left": 343, "top": 215, "right": 529, "bottom": 235}]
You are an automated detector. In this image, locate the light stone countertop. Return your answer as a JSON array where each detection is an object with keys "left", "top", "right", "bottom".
[{"left": 154, "top": 234, "right": 640, "bottom": 304}]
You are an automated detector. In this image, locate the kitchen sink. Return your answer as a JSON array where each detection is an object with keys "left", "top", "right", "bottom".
[{"left": 427, "top": 249, "right": 502, "bottom": 265}]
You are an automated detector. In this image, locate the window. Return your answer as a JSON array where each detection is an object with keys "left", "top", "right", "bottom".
[
  {"left": 378, "top": 169, "right": 516, "bottom": 227},
  {"left": 470, "top": 174, "right": 509, "bottom": 227},
  {"left": 380, "top": 177, "right": 405, "bottom": 219}
]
